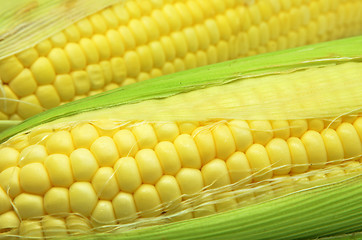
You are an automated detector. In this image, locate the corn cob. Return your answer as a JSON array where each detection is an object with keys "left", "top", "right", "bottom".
[
  {"left": 0, "top": 0, "right": 362, "bottom": 122},
  {"left": 0, "top": 36, "right": 361, "bottom": 239}
]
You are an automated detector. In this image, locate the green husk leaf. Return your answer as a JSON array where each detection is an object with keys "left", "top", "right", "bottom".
[
  {"left": 0, "top": 0, "right": 121, "bottom": 59},
  {"left": 1, "top": 36, "right": 362, "bottom": 143}
]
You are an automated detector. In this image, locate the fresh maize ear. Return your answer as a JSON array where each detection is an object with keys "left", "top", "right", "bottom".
[
  {"left": 0, "top": 36, "right": 361, "bottom": 239},
  {"left": 0, "top": 0, "right": 362, "bottom": 122}
]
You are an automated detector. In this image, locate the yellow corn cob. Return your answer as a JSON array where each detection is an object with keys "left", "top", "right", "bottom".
[
  {"left": 0, "top": 35, "right": 361, "bottom": 239},
  {"left": 0, "top": 0, "right": 362, "bottom": 121}
]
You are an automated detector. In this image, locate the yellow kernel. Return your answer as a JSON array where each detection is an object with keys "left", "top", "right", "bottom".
[
  {"left": 50, "top": 32, "right": 67, "bottom": 48},
  {"left": 112, "top": 192, "right": 137, "bottom": 223},
  {"left": 184, "top": 53, "right": 197, "bottom": 69},
  {"left": 92, "top": 167, "right": 119, "bottom": 200},
  {"left": 76, "top": 18, "right": 94, "bottom": 37},
  {"left": 63, "top": 24, "right": 81, "bottom": 42},
  {"left": 19, "top": 145, "right": 47, "bottom": 167},
  {"left": 271, "top": 120, "right": 290, "bottom": 140},
  {"left": 101, "top": 8, "right": 119, "bottom": 28},
  {"left": 54, "top": 74, "right": 75, "bottom": 101},
  {"left": 337, "top": 123, "right": 362, "bottom": 159},
  {"left": 16, "top": 47, "right": 39, "bottom": 67},
  {"left": 91, "top": 200, "right": 116, "bottom": 228},
  {"left": 0, "top": 57, "right": 24, "bottom": 84},
  {"left": 149, "top": 42, "right": 166, "bottom": 68},
  {"left": 216, "top": 15, "right": 232, "bottom": 41},
  {"left": 246, "top": 144, "right": 273, "bottom": 181},
  {"left": 124, "top": 51, "right": 140, "bottom": 78},
  {"left": 122, "top": 78, "right": 136, "bottom": 86},
  {"left": 110, "top": 57, "right": 126, "bottom": 84},
  {"left": 45, "top": 154, "right": 73, "bottom": 187},
  {"left": 71, "top": 70, "right": 90, "bottom": 95},
  {"left": 79, "top": 38, "right": 99, "bottom": 64},
  {"left": 196, "top": 50, "right": 207, "bottom": 67},
  {"left": 163, "top": 4, "right": 181, "bottom": 31},
  {"left": 301, "top": 130, "right": 328, "bottom": 168},
  {"left": 174, "top": 134, "right": 201, "bottom": 169},
  {"left": 137, "top": 46, "right": 154, "bottom": 72},
  {"left": 171, "top": 32, "right": 188, "bottom": 58},
  {"left": 156, "top": 175, "right": 182, "bottom": 208},
  {"left": 321, "top": 129, "right": 344, "bottom": 163},
  {"left": 70, "top": 148, "right": 99, "bottom": 181},
  {"left": 247, "top": 26, "right": 260, "bottom": 50},
  {"left": 69, "top": 182, "right": 97, "bottom": 217},
  {"left": 92, "top": 35, "right": 111, "bottom": 60},
  {"left": 266, "top": 138, "right": 292, "bottom": 175},
  {"left": 114, "top": 157, "right": 142, "bottom": 193},
  {"left": 249, "top": 120, "right": 273, "bottom": 145},
  {"left": 113, "top": 129, "right": 139, "bottom": 157},
  {"left": 71, "top": 123, "right": 99, "bottom": 148},
  {"left": 179, "top": 121, "right": 198, "bottom": 134},
  {"left": 155, "top": 141, "right": 181, "bottom": 175},
  {"left": 0, "top": 211, "right": 19, "bottom": 235},
  {"left": 353, "top": 117, "right": 362, "bottom": 142},
  {"left": 46, "top": 131, "right": 74, "bottom": 155},
  {"left": 135, "top": 149, "right": 163, "bottom": 184},
  {"left": 31, "top": 57, "right": 56, "bottom": 84},
  {"left": 212, "top": 123, "right": 236, "bottom": 160},
  {"left": 106, "top": 30, "right": 125, "bottom": 57},
  {"left": 161, "top": 36, "right": 176, "bottom": 61},
  {"left": 87, "top": 64, "right": 105, "bottom": 90},
  {"left": 176, "top": 168, "right": 204, "bottom": 195},
  {"left": 290, "top": 119, "right": 308, "bottom": 137},
  {"left": 162, "top": 62, "right": 175, "bottom": 75},
  {"left": 90, "top": 136, "right": 119, "bottom": 166},
  {"left": 19, "top": 220, "right": 43, "bottom": 238},
  {"left": 9, "top": 66, "right": 37, "bottom": 97},
  {"left": 226, "top": 152, "right": 252, "bottom": 184},
  {"left": 141, "top": 16, "right": 160, "bottom": 41},
  {"left": 186, "top": 1, "right": 204, "bottom": 23},
  {"left": 154, "top": 122, "right": 179, "bottom": 142},
  {"left": 129, "top": 19, "right": 148, "bottom": 45},
  {"left": 14, "top": 193, "right": 44, "bottom": 219},
  {"left": 36, "top": 85, "right": 61, "bottom": 109},
  {"left": 89, "top": 14, "right": 107, "bottom": 33},
  {"left": 36, "top": 39, "right": 52, "bottom": 56},
  {"left": 65, "top": 215, "right": 91, "bottom": 235},
  {"left": 17, "top": 94, "right": 42, "bottom": 119},
  {"left": 287, "top": 137, "right": 309, "bottom": 173},
  {"left": 0, "top": 188, "right": 12, "bottom": 214},
  {"left": 0, "top": 147, "right": 19, "bottom": 172},
  {"left": 65, "top": 43, "right": 86, "bottom": 70},
  {"left": 134, "top": 184, "right": 162, "bottom": 217},
  {"left": 118, "top": 26, "right": 135, "bottom": 50},
  {"left": 131, "top": 123, "right": 158, "bottom": 149},
  {"left": 205, "top": 19, "right": 220, "bottom": 44},
  {"left": 42, "top": 216, "right": 68, "bottom": 238},
  {"left": 175, "top": 2, "right": 193, "bottom": 27},
  {"left": 44, "top": 187, "right": 70, "bottom": 214},
  {"left": 193, "top": 127, "right": 216, "bottom": 165},
  {"left": 206, "top": 46, "right": 218, "bottom": 64},
  {"left": 125, "top": 1, "right": 141, "bottom": 18},
  {"left": 20, "top": 162, "right": 51, "bottom": 194},
  {"left": 195, "top": 25, "right": 210, "bottom": 50},
  {"left": 0, "top": 85, "right": 18, "bottom": 114},
  {"left": 268, "top": 16, "right": 280, "bottom": 40},
  {"left": 183, "top": 27, "right": 199, "bottom": 52},
  {"left": 48, "top": 48, "right": 71, "bottom": 74},
  {"left": 202, "top": 159, "right": 230, "bottom": 189},
  {"left": 0, "top": 167, "right": 21, "bottom": 198},
  {"left": 100, "top": 61, "right": 112, "bottom": 84}
]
